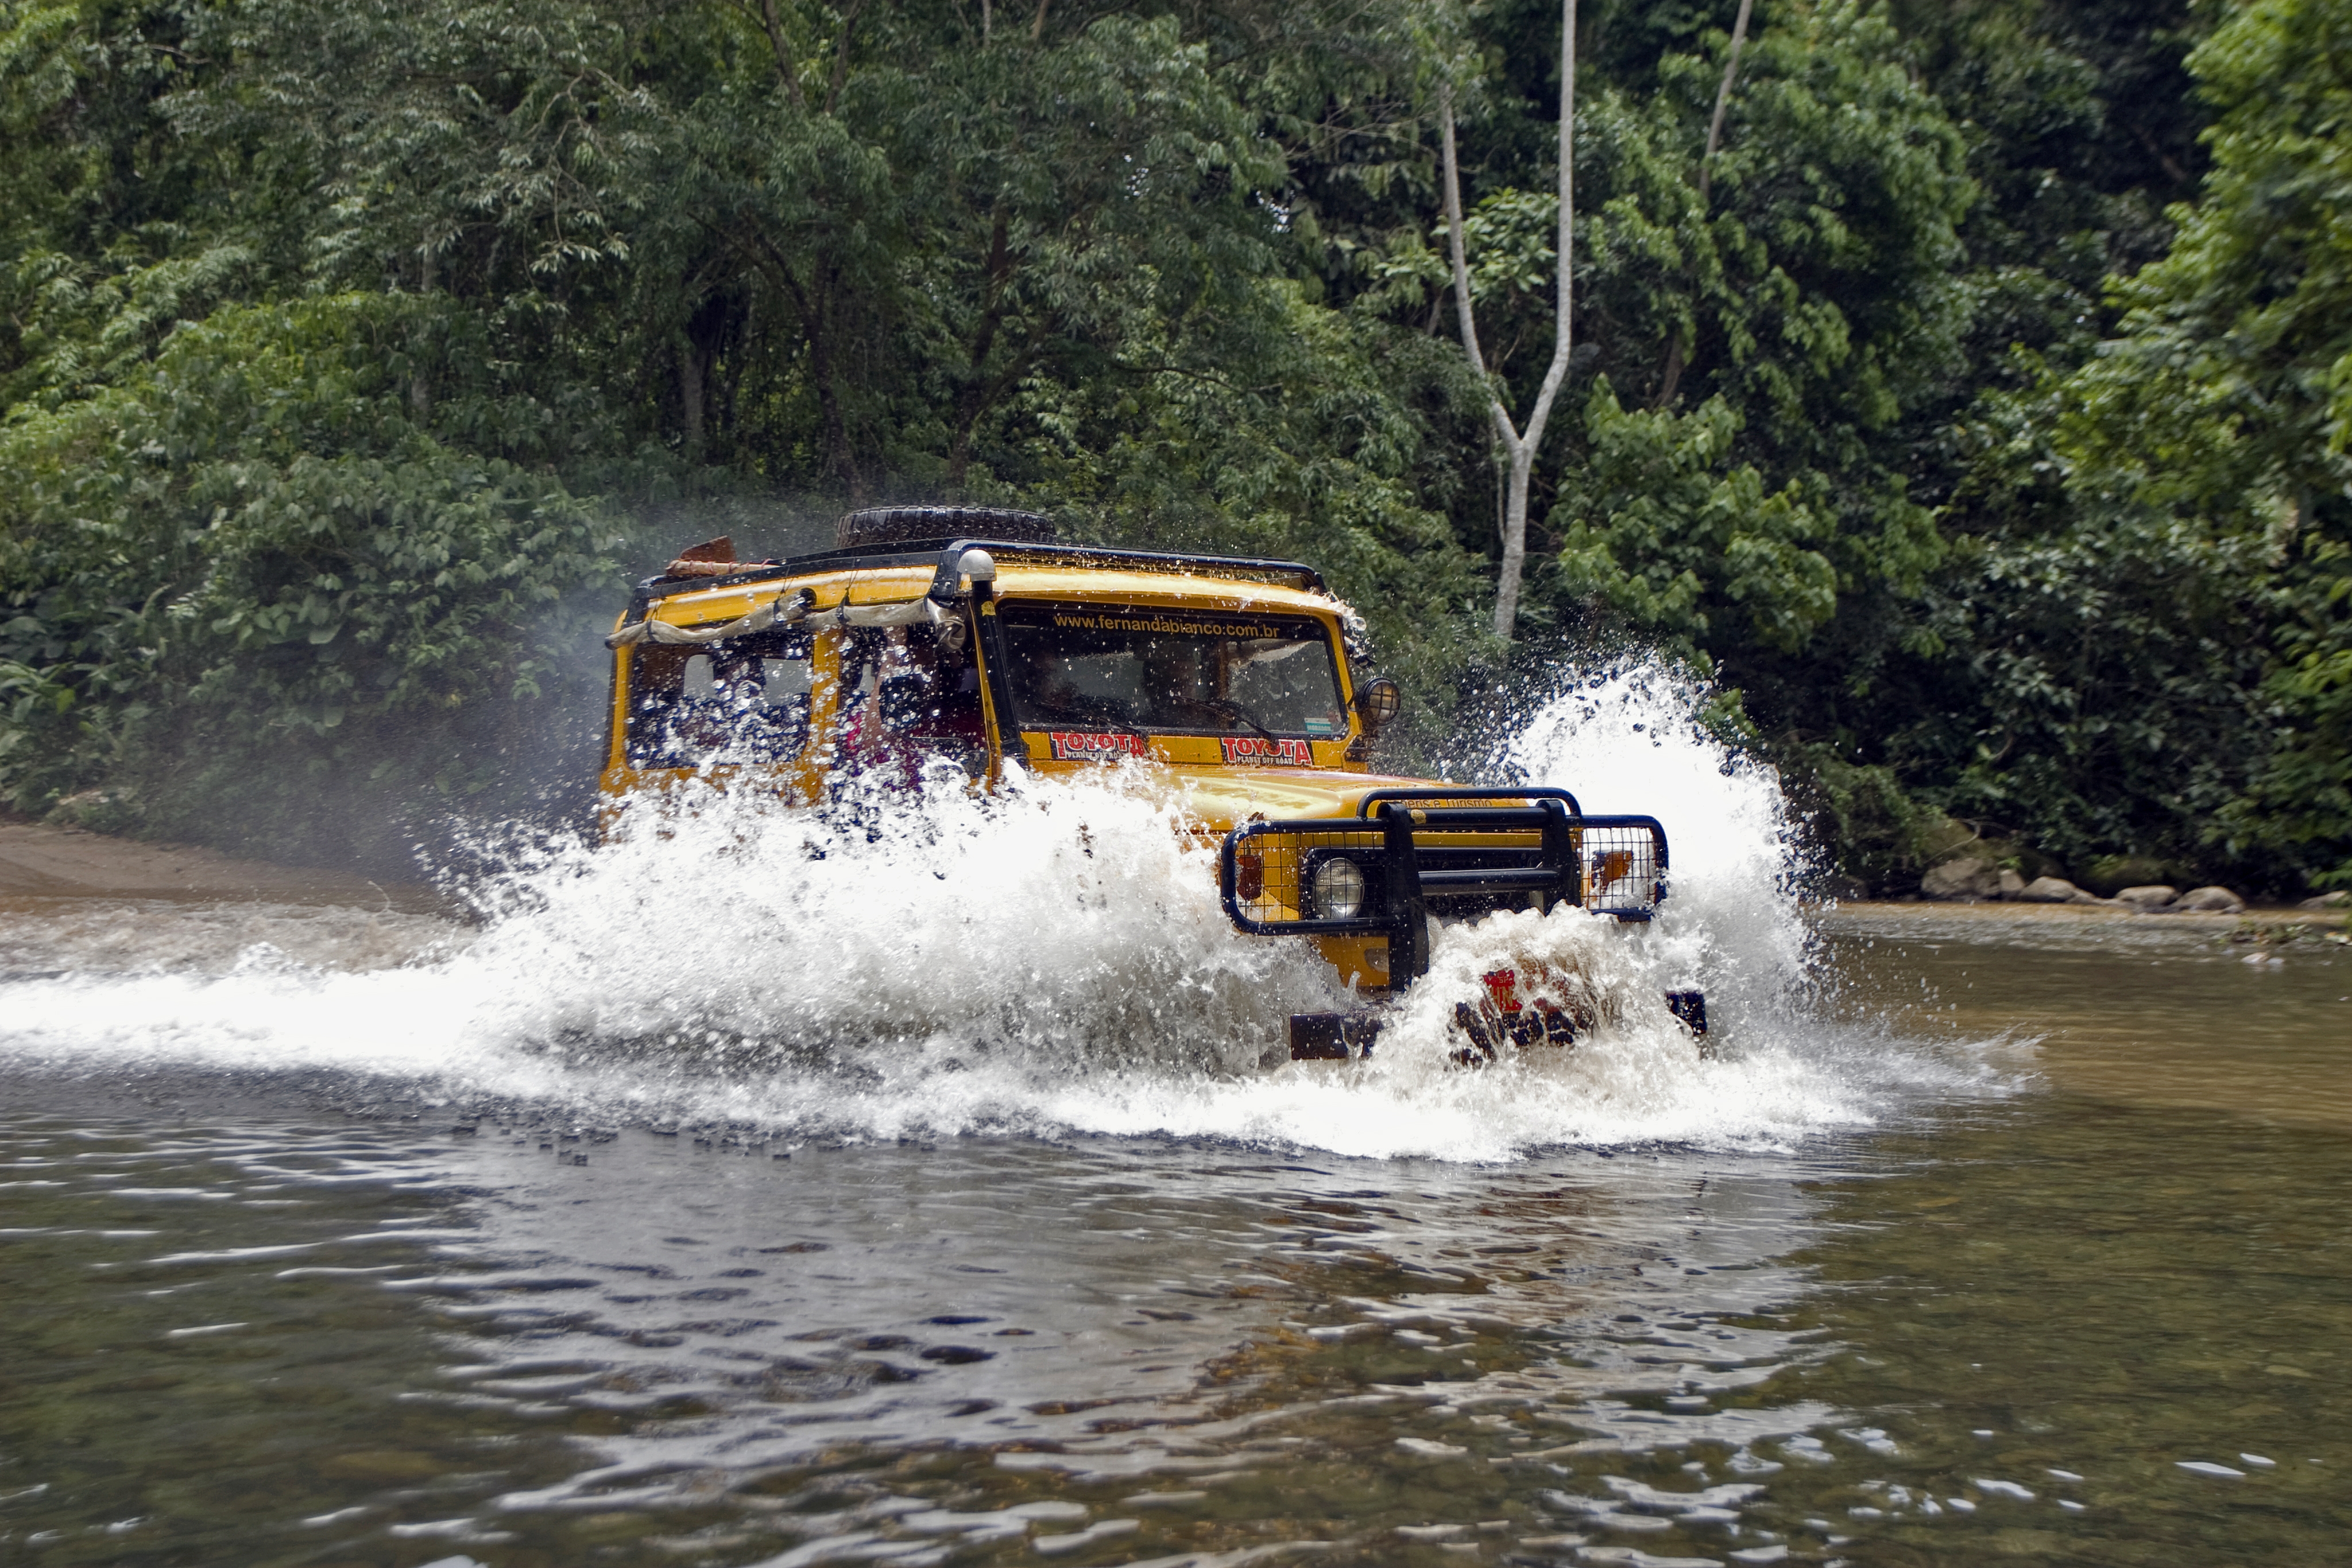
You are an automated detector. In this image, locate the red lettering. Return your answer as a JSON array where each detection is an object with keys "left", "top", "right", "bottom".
[
  {"left": 1481, "top": 969, "right": 1522, "bottom": 1013},
  {"left": 1049, "top": 731, "right": 1149, "bottom": 762},
  {"left": 1220, "top": 735, "right": 1310, "bottom": 766}
]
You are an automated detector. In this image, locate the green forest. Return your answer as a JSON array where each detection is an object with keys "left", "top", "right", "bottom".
[{"left": 1, "top": 0, "right": 2346, "bottom": 893}]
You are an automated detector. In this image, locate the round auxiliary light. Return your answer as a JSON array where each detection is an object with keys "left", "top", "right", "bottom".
[
  {"left": 1354, "top": 676, "right": 1402, "bottom": 729},
  {"left": 1313, "top": 855, "right": 1368, "bottom": 920}
]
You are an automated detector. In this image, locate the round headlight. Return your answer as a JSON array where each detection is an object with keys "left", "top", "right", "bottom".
[
  {"left": 1313, "top": 855, "right": 1367, "bottom": 920},
  {"left": 1353, "top": 676, "right": 1402, "bottom": 729}
]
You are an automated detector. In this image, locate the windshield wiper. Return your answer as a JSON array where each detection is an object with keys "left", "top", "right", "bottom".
[{"left": 1205, "top": 698, "right": 1281, "bottom": 748}]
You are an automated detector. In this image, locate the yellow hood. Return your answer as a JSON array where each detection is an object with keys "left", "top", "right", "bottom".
[{"left": 1157, "top": 766, "right": 1452, "bottom": 835}]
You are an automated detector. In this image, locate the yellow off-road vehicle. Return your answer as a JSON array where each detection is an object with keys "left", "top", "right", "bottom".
[{"left": 601, "top": 507, "right": 1699, "bottom": 1059}]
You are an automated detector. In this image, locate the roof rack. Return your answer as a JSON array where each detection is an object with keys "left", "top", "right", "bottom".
[
  {"left": 908, "top": 539, "right": 1324, "bottom": 599},
  {"left": 618, "top": 537, "right": 1328, "bottom": 631}
]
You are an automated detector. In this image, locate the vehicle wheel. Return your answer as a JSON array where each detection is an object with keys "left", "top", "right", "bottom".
[{"left": 836, "top": 506, "right": 1056, "bottom": 550}]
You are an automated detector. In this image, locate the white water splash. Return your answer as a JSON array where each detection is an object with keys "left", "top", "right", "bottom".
[
  {"left": 0, "top": 668, "right": 1970, "bottom": 1160},
  {"left": 1505, "top": 663, "right": 1812, "bottom": 1022}
]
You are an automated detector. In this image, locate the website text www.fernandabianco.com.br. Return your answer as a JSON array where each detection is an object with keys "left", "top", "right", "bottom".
[{"left": 1047, "top": 611, "right": 1291, "bottom": 640}]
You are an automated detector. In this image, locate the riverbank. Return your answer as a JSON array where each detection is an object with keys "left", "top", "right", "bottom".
[
  {"left": 0, "top": 812, "right": 440, "bottom": 909},
  {"left": 1820, "top": 896, "right": 2347, "bottom": 936}
]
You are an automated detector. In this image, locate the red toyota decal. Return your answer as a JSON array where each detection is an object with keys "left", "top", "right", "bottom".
[
  {"left": 1220, "top": 735, "right": 1313, "bottom": 766},
  {"left": 1047, "top": 731, "right": 1151, "bottom": 762}
]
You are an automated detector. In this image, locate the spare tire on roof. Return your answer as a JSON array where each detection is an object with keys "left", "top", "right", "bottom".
[{"left": 836, "top": 506, "right": 1055, "bottom": 551}]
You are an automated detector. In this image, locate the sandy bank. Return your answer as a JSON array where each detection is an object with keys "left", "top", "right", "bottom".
[
  {"left": 0, "top": 816, "right": 440, "bottom": 910},
  {"left": 1813, "top": 897, "right": 2344, "bottom": 932}
]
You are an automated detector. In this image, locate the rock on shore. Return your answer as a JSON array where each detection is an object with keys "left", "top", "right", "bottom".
[
  {"left": 1919, "top": 858, "right": 2252, "bottom": 913},
  {"left": 1920, "top": 856, "right": 2001, "bottom": 900},
  {"left": 2016, "top": 875, "right": 2100, "bottom": 904}
]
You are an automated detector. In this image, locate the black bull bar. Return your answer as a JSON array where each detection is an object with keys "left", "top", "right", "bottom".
[{"left": 1217, "top": 789, "right": 1669, "bottom": 984}]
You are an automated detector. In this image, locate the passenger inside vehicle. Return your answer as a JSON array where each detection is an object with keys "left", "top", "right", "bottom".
[{"left": 840, "top": 624, "right": 986, "bottom": 782}]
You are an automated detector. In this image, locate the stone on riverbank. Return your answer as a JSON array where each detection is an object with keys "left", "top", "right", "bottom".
[
  {"left": 2173, "top": 885, "right": 2246, "bottom": 913},
  {"left": 2116, "top": 885, "right": 2179, "bottom": 909},
  {"left": 1922, "top": 857, "right": 2001, "bottom": 900},
  {"left": 2301, "top": 891, "right": 2350, "bottom": 909},
  {"left": 2017, "top": 876, "right": 2097, "bottom": 904}
]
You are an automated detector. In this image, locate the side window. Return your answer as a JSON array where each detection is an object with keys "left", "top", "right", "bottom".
[
  {"left": 625, "top": 632, "right": 813, "bottom": 768},
  {"left": 766, "top": 658, "right": 811, "bottom": 706}
]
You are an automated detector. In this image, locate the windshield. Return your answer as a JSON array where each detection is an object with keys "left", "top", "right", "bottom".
[{"left": 999, "top": 602, "right": 1347, "bottom": 742}]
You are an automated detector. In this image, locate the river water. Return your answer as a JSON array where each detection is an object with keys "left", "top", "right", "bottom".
[{"left": 2, "top": 677, "right": 2345, "bottom": 1567}]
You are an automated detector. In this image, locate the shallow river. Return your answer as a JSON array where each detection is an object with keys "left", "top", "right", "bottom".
[{"left": 2, "top": 694, "right": 2346, "bottom": 1568}]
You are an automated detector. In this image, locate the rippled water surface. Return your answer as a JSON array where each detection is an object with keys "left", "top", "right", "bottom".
[{"left": 2, "top": 682, "right": 2346, "bottom": 1566}]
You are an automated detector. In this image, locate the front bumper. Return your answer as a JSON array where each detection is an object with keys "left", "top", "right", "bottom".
[{"left": 1218, "top": 788, "right": 1669, "bottom": 984}]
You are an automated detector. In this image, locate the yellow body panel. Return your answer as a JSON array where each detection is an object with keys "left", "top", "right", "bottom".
[{"left": 602, "top": 554, "right": 1458, "bottom": 993}]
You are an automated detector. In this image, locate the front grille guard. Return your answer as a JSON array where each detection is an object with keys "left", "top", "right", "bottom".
[{"left": 1217, "top": 789, "right": 1668, "bottom": 983}]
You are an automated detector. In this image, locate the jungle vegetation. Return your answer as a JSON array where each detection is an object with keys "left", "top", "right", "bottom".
[{"left": 1, "top": 0, "right": 2345, "bottom": 893}]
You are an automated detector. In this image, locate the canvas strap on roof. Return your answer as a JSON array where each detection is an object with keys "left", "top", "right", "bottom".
[{"left": 606, "top": 588, "right": 964, "bottom": 649}]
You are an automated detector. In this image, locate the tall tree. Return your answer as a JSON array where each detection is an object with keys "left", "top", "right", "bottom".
[{"left": 1440, "top": 0, "right": 1576, "bottom": 642}]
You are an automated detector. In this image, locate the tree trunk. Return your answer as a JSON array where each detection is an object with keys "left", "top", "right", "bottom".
[
  {"left": 802, "top": 270, "right": 859, "bottom": 500},
  {"left": 679, "top": 338, "right": 709, "bottom": 461},
  {"left": 756, "top": 0, "right": 806, "bottom": 107},
  {"left": 1502, "top": 442, "right": 1536, "bottom": 638},
  {"left": 720, "top": 290, "right": 751, "bottom": 455},
  {"left": 1657, "top": 332, "right": 1685, "bottom": 408},
  {"left": 826, "top": 0, "right": 864, "bottom": 114},
  {"left": 680, "top": 292, "right": 733, "bottom": 462},
  {"left": 408, "top": 236, "right": 435, "bottom": 420},
  {"left": 1441, "top": 0, "right": 1576, "bottom": 642},
  {"left": 1700, "top": 0, "right": 1755, "bottom": 204}
]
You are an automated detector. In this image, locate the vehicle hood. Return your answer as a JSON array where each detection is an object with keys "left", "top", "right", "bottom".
[{"left": 1157, "top": 767, "right": 1451, "bottom": 835}]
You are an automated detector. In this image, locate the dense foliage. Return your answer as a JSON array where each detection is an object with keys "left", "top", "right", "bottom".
[{"left": 0, "top": 0, "right": 2344, "bottom": 891}]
